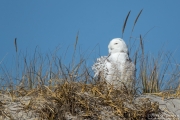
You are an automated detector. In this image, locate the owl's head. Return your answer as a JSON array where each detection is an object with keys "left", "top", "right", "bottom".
[{"left": 108, "top": 38, "right": 128, "bottom": 54}]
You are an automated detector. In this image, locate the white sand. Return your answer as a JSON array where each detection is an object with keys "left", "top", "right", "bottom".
[{"left": 140, "top": 95, "right": 180, "bottom": 120}]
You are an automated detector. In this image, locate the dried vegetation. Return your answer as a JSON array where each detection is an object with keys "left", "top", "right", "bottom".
[{"left": 0, "top": 80, "right": 160, "bottom": 120}]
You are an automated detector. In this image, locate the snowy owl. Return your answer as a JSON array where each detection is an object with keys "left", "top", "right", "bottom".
[{"left": 92, "top": 38, "right": 135, "bottom": 89}]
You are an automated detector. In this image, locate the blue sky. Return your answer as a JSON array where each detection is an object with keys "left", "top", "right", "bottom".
[{"left": 0, "top": 1, "right": 180, "bottom": 70}]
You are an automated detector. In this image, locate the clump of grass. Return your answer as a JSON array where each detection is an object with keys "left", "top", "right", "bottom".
[
  {"left": 122, "top": 10, "right": 180, "bottom": 94},
  {"left": 27, "top": 81, "right": 161, "bottom": 119},
  {"left": 137, "top": 42, "right": 180, "bottom": 94}
]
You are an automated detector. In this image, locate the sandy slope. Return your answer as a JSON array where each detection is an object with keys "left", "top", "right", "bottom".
[
  {"left": 0, "top": 93, "right": 180, "bottom": 120},
  {"left": 139, "top": 95, "right": 180, "bottom": 120}
]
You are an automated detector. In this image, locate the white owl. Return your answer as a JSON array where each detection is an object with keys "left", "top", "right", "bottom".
[{"left": 92, "top": 38, "right": 135, "bottom": 89}]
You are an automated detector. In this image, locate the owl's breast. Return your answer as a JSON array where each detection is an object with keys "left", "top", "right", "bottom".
[{"left": 109, "top": 53, "right": 129, "bottom": 63}]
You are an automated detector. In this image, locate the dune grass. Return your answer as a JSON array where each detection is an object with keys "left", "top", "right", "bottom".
[{"left": 0, "top": 10, "right": 180, "bottom": 119}]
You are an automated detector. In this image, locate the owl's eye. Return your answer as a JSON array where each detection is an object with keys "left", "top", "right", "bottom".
[{"left": 115, "top": 43, "right": 118, "bottom": 45}]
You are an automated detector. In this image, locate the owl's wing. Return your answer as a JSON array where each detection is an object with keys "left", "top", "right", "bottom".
[
  {"left": 92, "top": 56, "right": 108, "bottom": 78},
  {"left": 120, "top": 59, "right": 136, "bottom": 88}
]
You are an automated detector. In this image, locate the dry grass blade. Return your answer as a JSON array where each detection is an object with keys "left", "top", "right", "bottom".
[
  {"left": 74, "top": 31, "right": 79, "bottom": 50},
  {"left": 0, "top": 53, "right": 8, "bottom": 65},
  {"left": 140, "top": 34, "right": 144, "bottom": 55},
  {"left": 71, "top": 31, "right": 80, "bottom": 70},
  {"left": 14, "top": 38, "right": 18, "bottom": 53},
  {"left": 122, "top": 10, "right": 131, "bottom": 38},
  {"left": 133, "top": 51, "right": 138, "bottom": 67},
  {"left": 128, "top": 9, "right": 143, "bottom": 54},
  {"left": 132, "top": 9, "right": 143, "bottom": 32}
]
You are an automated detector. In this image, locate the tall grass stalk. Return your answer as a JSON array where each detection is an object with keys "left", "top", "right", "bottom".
[
  {"left": 14, "top": 38, "right": 19, "bottom": 86},
  {"left": 128, "top": 9, "right": 143, "bottom": 54},
  {"left": 122, "top": 10, "right": 131, "bottom": 38}
]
